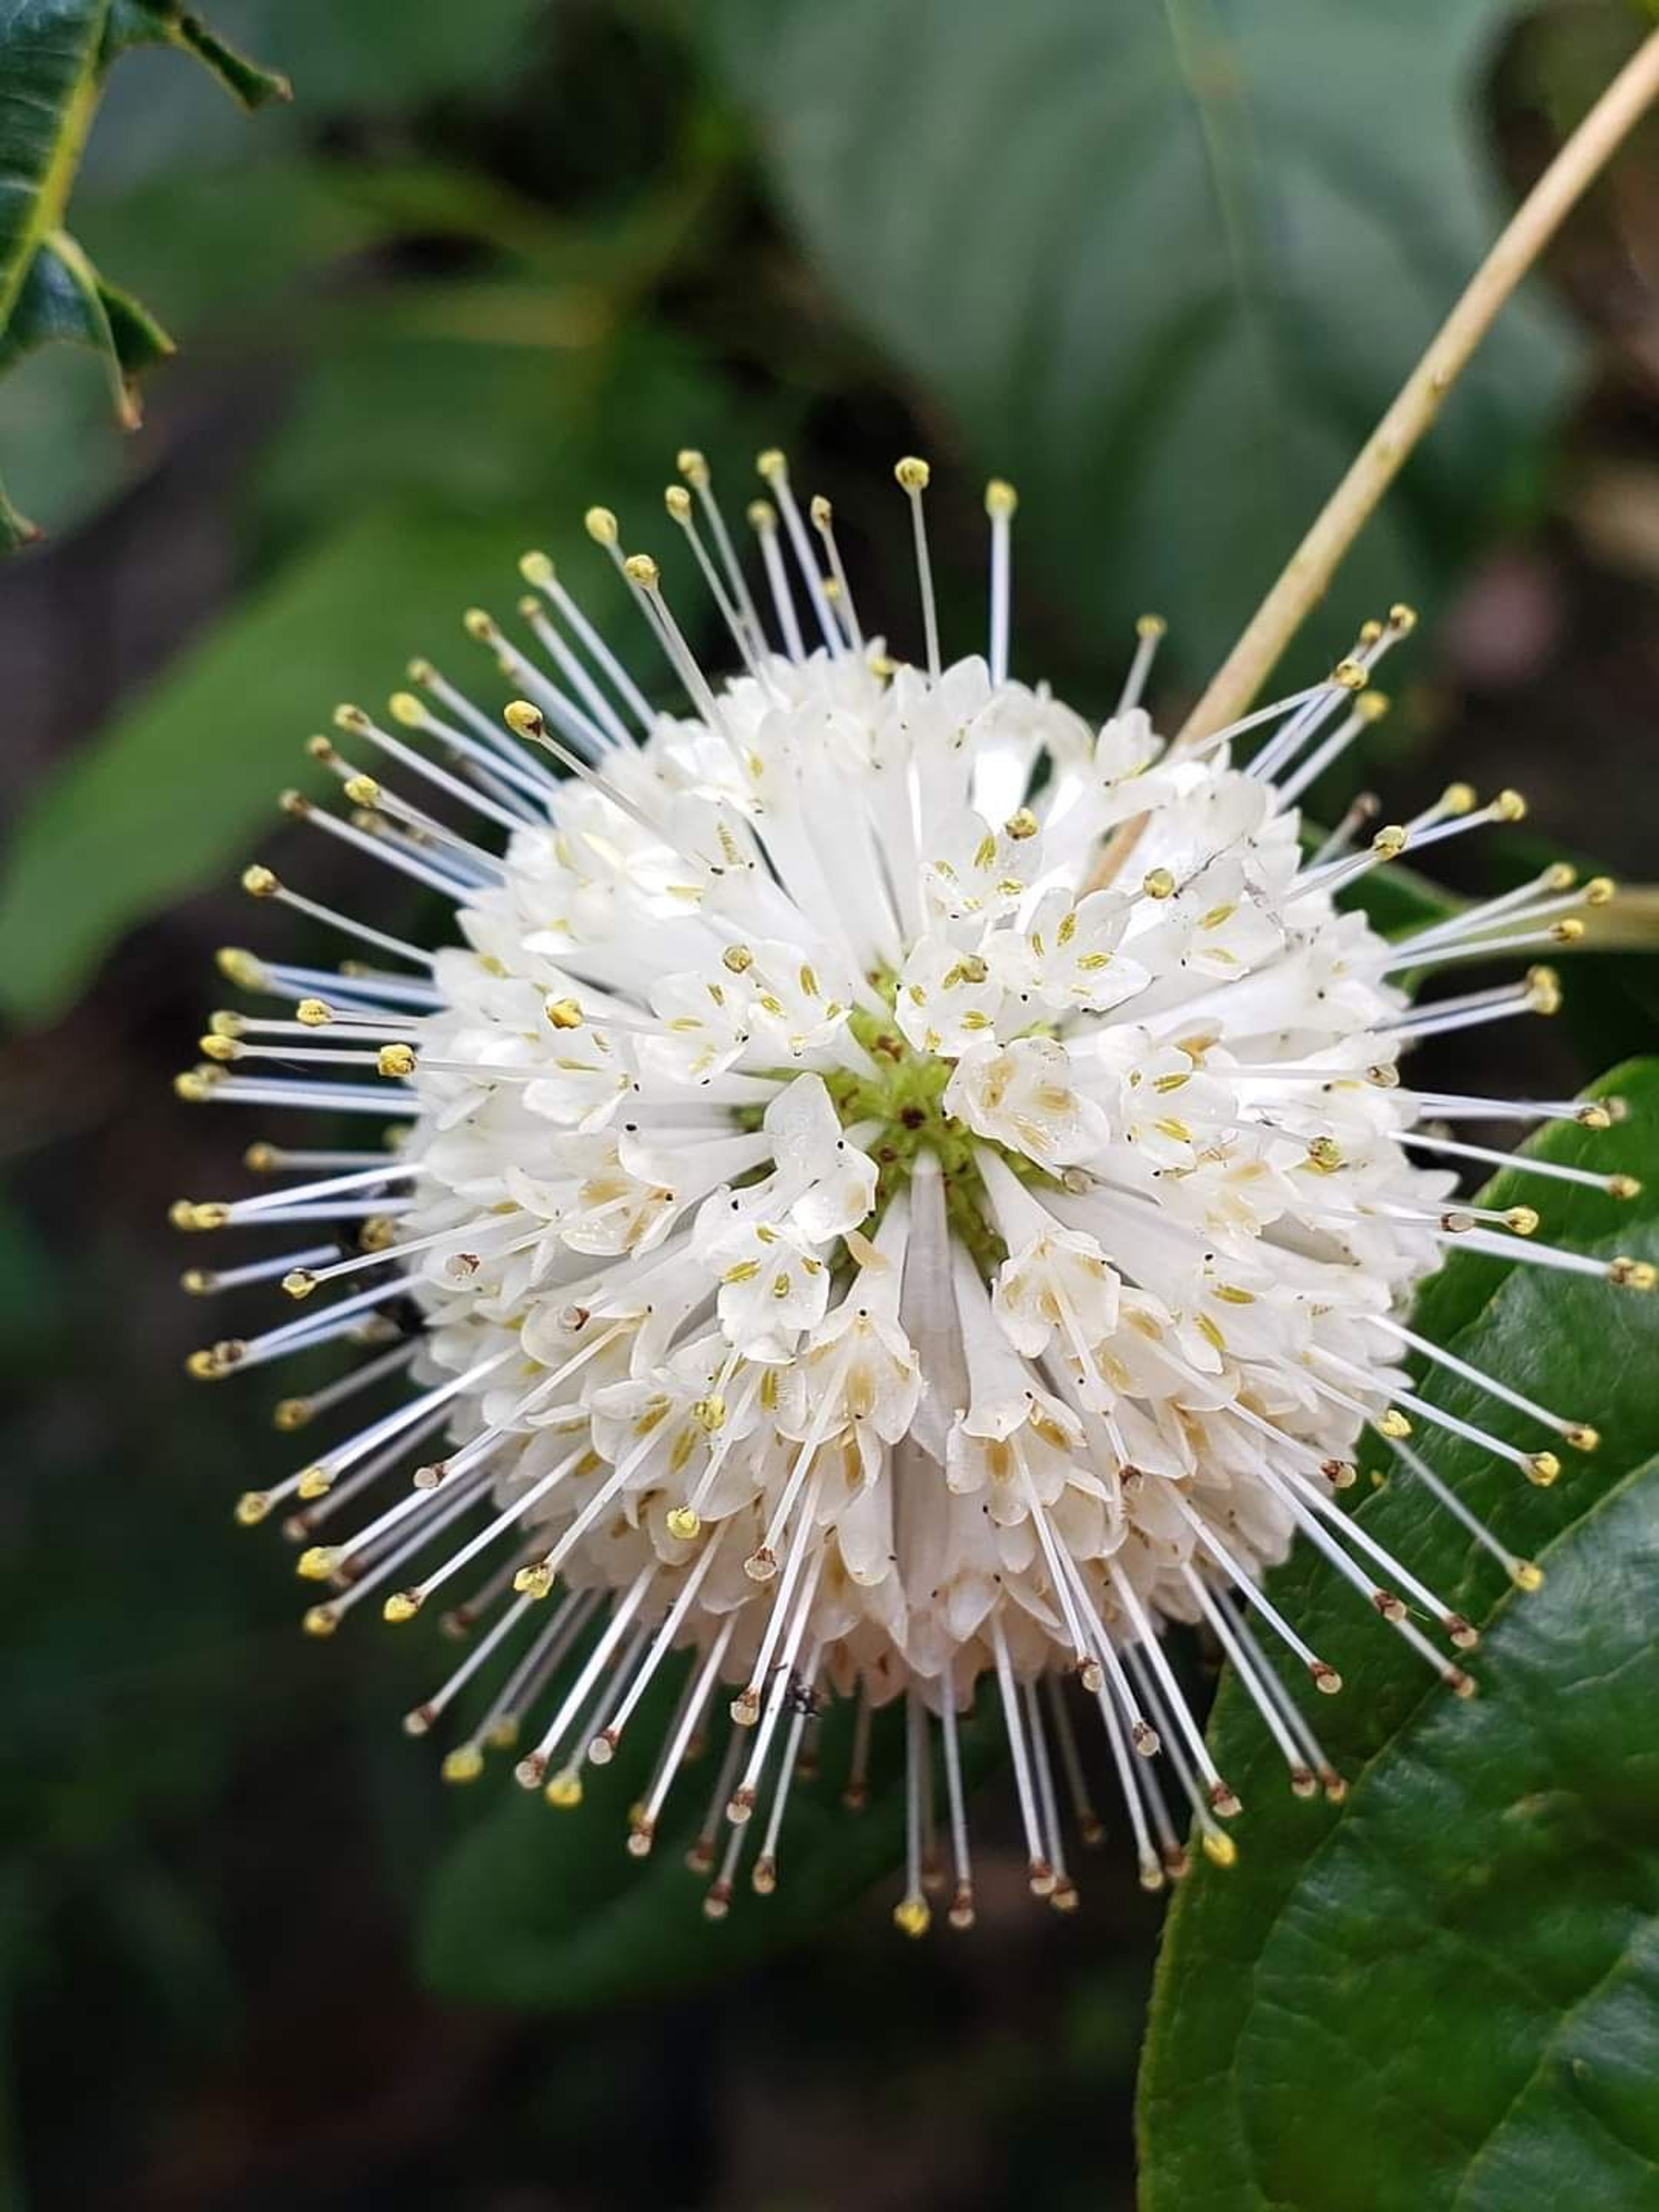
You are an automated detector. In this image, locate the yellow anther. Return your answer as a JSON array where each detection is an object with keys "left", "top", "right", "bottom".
[
  {"left": 378, "top": 1043, "right": 417, "bottom": 1079},
  {"left": 690, "top": 1394, "right": 726, "bottom": 1432},
  {"left": 1136, "top": 612, "right": 1166, "bottom": 640},
  {"left": 721, "top": 944, "right": 754, "bottom": 974},
  {"left": 169, "top": 1199, "right": 200, "bottom": 1230},
  {"left": 282, "top": 1269, "right": 317, "bottom": 1300},
  {"left": 462, "top": 607, "right": 496, "bottom": 642},
  {"left": 1510, "top": 1559, "right": 1545, "bottom": 1592},
  {"left": 746, "top": 498, "right": 776, "bottom": 531},
  {"left": 1201, "top": 1831, "right": 1238, "bottom": 1869},
  {"left": 666, "top": 1505, "right": 702, "bottom": 1542},
  {"left": 1358, "top": 619, "right": 1384, "bottom": 646},
  {"left": 1504, "top": 1206, "right": 1539, "bottom": 1235},
  {"left": 504, "top": 699, "right": 544, "bottom": 740},
  {"left": 383, "top": 1590, "right": 422, "bottom": 1624},
  {"left": 1356, "top": 690, "right": 1390, "bottom": 723},
  {"left": 1564, "top": 1424, "right": 1599, "bottom": 1452},
  {"left": 296, "top": 1466, "right": 333, "bottom": 1501},
  {"left": 305, "top": 735, "right": 337, "bottom": 764},
  {"left": 1524, "top": 1451, "right": 1560, "bottom": 1487},
  {"left": 1551, "top": 918, "right": 1586, "bottom": 943},
  {"left": 1306, "top": 1136, "right": 1344, "bottom": 1173},
  {"left": 174, "top": 1070, "right": 215, "bottom": 1103},
  {"left": 302, "top": 1605, "right": 338, "bottom": 1638},
  {"left": 894, "top": 455, "right": 931, "bottom": 492},
  {"left": 180, "top": 1268, "right": 213, "bottom": 1296},
  {"left": 984, "top": 477, "right": 1018, "bottom": 517},
  {"left": 216, "top": 946, "right": 266, "bottom": 988},
  {"left": 519, "top": 549, "right": 555, "bottom": 589},
  {"left": 544, "top": 1771, "right": 584, "bottom": 1809},
  {"left": 1142, "top": 868, "right": 1176, "bottom": 900},
  {"left": 208, "top": 1010, "right": 244, "bottom": 1039},
  {"left": 438, "top": 1745, "right": 483, "bottom": 1785},
  {"left": 273, "top": 1398, "right": 311, "bottom": 1431},
  {"left": 1376, "top": 1409, "right": 1412, "bottom": 1439},
  {"left": 295, "top": 999, "right": 331, "bottom": 1029},
  {"left": 296, "top": 1546, "right": 341, "bottom": 1581},
  {"left": 389, "top": 691, "right": 426, "bottom": 729},
  {"left": 545, "top": 996, "right": 583, "bottom": 1030},
  {"left": 234, "top": 1491, "right": 270, "bottom": 1526},
  {"left": 1577, "top": 1103, "right": 1613, "bottom": 1130},
  {"left": 807, "top": 493, "right": 834, "bottom": 532},
  {"left": 514, "top": 1562, "right": 554, "bottom": 1600},
  {"left": 676, "top": 448, "right": 709, "bottom": 486},
  {"left": 755, "top": 448, "right": 787, "bottom": 482},
  {"left": 1493, "top": 788, "right": 1527, "bottom": 821},
  {"left": 1440, "top": 782, "right": 1476, "bottom": 815},
  {"left": 584, "top": 506, "right": 619, "bottom": 546},
  {"left": 333, "top": 703, "right": 369, "bottom": 735},
  {"left": 892, "top": 1896, "right": 931, "bottom": 1938},
  {"left": 344, "top": 773, "right": 381, "bottom": 807},
  {"left": 1005, "top": 807, "right": 1039, "bottom": 840},
  {"left": 1608, "top": 1175, "right": 1641, "bottom": 1201},
  {"left": 186, "top": 1348, "right": 221, "bottom": 1379},
  {"left": 1371, "top": 824, "right": 1407, "bottom": 858},
  {"left": 664, "top": 484, "right": 693, "bottom": 523},
  {"left": 1333, "top": 658, "right": 1368, "bottom": 692},
  {"left": 1610, "top": 1256, "right": 1657, "bottom": 1291},
  {"left": 623, "top": 552, "right": 660, "bottom": 588},
  {"left": 1585, "top": 875, "right": 1615, "bottom": 905},
  {"left": 241, "top": 864, "right": 279, "bottom": 898},
  {"left": 1388, "top": 602, "right": 1417, "bottom": 633}
]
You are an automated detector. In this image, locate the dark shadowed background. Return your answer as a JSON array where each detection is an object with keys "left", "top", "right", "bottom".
[{"left": 3, "top": 2, "right": 1658, "bottom": 2206}]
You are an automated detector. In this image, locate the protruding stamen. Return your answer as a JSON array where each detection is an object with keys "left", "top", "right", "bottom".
[{"left": 893, "top": 456, "right": 940, "bottom": 680}]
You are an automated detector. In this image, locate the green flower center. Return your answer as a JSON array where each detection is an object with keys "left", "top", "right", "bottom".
[{"left": 818, "top": 986, "right": 1055, "bottom": 1268}]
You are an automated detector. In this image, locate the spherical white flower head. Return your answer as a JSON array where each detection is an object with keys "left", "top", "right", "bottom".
[{"left": 182, "top": 454, "right": 1644, "bottom": 1922}]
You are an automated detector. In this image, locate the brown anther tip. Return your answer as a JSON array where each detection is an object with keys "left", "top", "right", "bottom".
[
  {"left": 1130, "top": 1719, "right": 1161, "bottom": 1757},
  {"left": 1290, "top": 1767, "right": 1319, "bottom": 1800},
  {"left": 1310, "top": 1662, "right": 1343, "bottom": 1695},
  {"left": 702, "top": 1880, "right": 733, "bottom": 1922},
  {"left": 1447, "top": 1616, "right": 1479, "bottom": 1651},
  {"left": 1210, "top": 1783, "right": 1242, "bottom": 1819},
  {"left": 1448, "top": 1669, "right": 1478, "bottom": 1700}
]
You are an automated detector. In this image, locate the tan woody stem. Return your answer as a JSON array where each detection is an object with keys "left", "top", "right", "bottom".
[{"left": 1086, "top": 28, "right": 1659, "bottom": 889}]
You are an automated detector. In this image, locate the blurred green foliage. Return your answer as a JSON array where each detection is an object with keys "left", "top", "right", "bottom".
[{"left": 0, "top": 0, "right": 1601, "bottom": 1023}]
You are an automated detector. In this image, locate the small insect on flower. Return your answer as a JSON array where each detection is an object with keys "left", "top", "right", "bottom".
[{"left": 175, "top": 448, "right": 1647, "bottom": 1930}]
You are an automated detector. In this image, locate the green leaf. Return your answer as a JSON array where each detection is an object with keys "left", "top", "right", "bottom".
[
  {"left": 1139, "top": 1058, "right": 1659, "bottom": 2212},
  {"left": 420, "top": 1678, "right": 1001, "bottom": 2012},
  {"left": 99, "top": 1, "right": 290, "bottom": 107},
  {"left": 0, "top": 326, "right": 760, "bottom": 1017},
  {"left": 704, "top": 0, "right": 1578, "bottom": 672},
  {"left": 0, "top": 0, "right": 284, "bottom": 540}
]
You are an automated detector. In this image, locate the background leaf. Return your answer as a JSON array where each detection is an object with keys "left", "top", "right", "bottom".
[
  {"left": 0, "top": 0, "right": 283, "bottom": 538},
  {"left": 0, "top": 322, "right": 757, "bottom": 1017},
  {"left": 703, "top": 0, "right": 1576, "bottom": 674},
  {"left": 1138, "top": 1058, "right": 1659, "bottom": 2212},
  {"left": 421, "top": 1689, "right": 1002, "bottom": 2012}
]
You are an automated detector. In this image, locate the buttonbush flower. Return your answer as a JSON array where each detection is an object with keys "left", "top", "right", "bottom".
[{"left": 175, "top": 450, "right": 1647, "bottom": 1928}]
